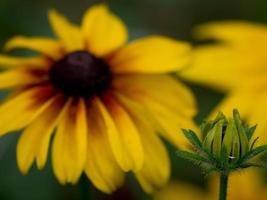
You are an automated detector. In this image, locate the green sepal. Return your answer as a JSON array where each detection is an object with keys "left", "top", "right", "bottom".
[
  {"left": 237, "top": 145, "right": 267, "bottom": 164},
  {"left": 203, "top": 125, "right": 216, "bottom": 153},
  {"left": 222, "top": 118, "right": 235, "bottom": 156},
  {"left": 250, "top": 137, "right": 259, "bottom": 150},
  {"left": 212, "top": 119, "right": 224, "bottom": 158},
  {"left": 202, "top": 149, "right": 220, "bottom": 167},
  {"left": 233, "top": 109, "right": 249, "bottom": 156},
  {"left": 231, "top": 123, "right": 240, "bottom": 161},
  {"left": 214, "top": 111, "right": 225, "bottom": 122},
  {"left": 176, "top": 150, "right": 210, "bottom": 164},
  {"left": 246, "top": 125, "right": 257, "bottom": 140},
  {"left": 182, "top": 129, "right": 202, "bottom": 149},
  {"left": 200, "top": 120, "right": 213, "bottom": 137},
  {"left": 239, "top": 162, "right": 267, "bottom": 169},
  {"left": 220, "top": 145, "right": 229, "bottom": 167}
]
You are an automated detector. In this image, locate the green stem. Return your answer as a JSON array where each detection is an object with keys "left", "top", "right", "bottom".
[{"left": 219, "top": 173, "right": 228, "bottom": 200}]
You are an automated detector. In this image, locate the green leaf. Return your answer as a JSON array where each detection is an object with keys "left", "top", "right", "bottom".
[{"left": 182, "top": 129, "right": 202, "bottom": 149}]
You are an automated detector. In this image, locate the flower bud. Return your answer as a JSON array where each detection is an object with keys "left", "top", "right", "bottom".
[
  {"left": 178, "top": 109, "right": 267, "bottom": 174},
  {"left": 202, "top": 109, "right": 249, "bottom": 162}
]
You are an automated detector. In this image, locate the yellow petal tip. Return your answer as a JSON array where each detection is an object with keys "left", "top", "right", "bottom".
[{"left": 48, "top": 9, "right": 61, "bottom": 22}]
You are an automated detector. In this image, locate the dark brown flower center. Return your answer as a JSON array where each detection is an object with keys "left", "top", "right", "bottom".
[{"left": 49, "top": 51, "right": 112, "bottom": 97}]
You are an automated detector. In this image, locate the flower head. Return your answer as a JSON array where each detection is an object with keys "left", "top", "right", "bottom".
[{"left": 0, "top": 4, "right": 196, "bottom": 193}]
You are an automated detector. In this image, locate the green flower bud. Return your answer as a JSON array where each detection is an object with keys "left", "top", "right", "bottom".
[
  {"left": 177, "top": 109, "right": 267, "bottom": 174},
  {"left": 203, "top": 110, "right": 249, "bottom": 163}
]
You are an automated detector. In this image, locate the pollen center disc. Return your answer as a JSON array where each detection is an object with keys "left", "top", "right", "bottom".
[{"left": 49, "top": 51, "right": 112, "bottom": 97}]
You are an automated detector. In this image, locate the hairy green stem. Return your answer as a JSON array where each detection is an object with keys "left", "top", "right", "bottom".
[{"left": 219, "top": 173, "right": 228, "bottom": 200}]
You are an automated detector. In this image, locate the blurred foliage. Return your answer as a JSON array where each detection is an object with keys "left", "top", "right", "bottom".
[{"left": 0, "top": 0, "right": 267, "bottom": 199}]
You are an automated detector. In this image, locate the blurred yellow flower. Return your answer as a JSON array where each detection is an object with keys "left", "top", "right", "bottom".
[
  {"left": 214, "top": 170, "right": 267, "bottom": 200},
  {"left": 154, "top": 182, "right": 206, "bottom": 200},
  {"left": 181, "top": 21, "right": 267, "bottom": 144},
  {"left": 154, "top": 169, "right": 267, "bottom": 200},
  {"left": 0, "top": 4, "right": 197, "bottom": 193}
]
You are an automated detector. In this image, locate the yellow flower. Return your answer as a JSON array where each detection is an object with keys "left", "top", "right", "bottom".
[
  {"left": 154, "top": 169, "right": 267, "bottom": 200},
  {"left": 181, "top": 21, "right": 267, "bottom": 144},
  {"left": 0, "top": 4, "right": 196, "bottom": 193}
]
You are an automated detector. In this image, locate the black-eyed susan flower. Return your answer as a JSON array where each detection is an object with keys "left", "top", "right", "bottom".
[
  {"left": 180, "top": 21, "right": 267, "bottom": 145},
  {"left": 0, "top": 4, "right": 197, "bottom": 193}
]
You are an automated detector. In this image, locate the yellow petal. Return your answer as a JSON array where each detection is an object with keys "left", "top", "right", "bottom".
[
  {"left": 16, "top": 94, "right": 64, "bottom": 174},
  {"left": 52, "top": 98, "right": 87, "bottom": 184},
  {"left": 0, "top": 69, "right": 45, "bottom": 89},
  {"left": 95, "top": 96, "right": 144, "bottom": 172},
  {"left": 239, "top": 92, "right": 267, "bottom": 145},
  {"left": 113, "top": 74, "right": 197, "bottom": 149},
  {"left": 48, "top": 9, "right": 83, "bottom": 52},
  {"left": 5, "top": 36, "right": 63, "bottom": 60},
  {"left": 110, "top": 36, "right": 191, "bottom": 73},
  {"left": 209, "top": 89, "right": 257, "bottom": 119},
  {"left": 149, "top": 100, "right": 198, "bottom": 149},
  {"left": 85, "top": 101, "right": 124, "bottom": 193},
  {"left": 181, "top": 42, "right": 267, "bottom": 92},
  {"left": 0, "top": 86, "right": 55, "bottom": 137},
  {"left": 183, "top": 22, "right": 267, "bottom": 93},
  {"left": 0, "top": 55, "right": 49, "bottom": 69},
  {"left": 180, "top": 45, "right": 242, "bottom": 92},
  {"left": 133, "top": 116, "right": 170, "bottom": 193},
  {"left": 82, "top": 4, "right": 127, "bottom": 57},
  {"left": 114, "top": 92, "right": 161, "bottom": 132},
  {"left": 195, "top": 21, "right": 267, "bottom": 45},
  {"left": 113, "top": 74, "right": 196, "bottom": 117}
]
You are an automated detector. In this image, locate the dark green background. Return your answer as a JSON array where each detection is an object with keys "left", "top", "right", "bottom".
[{"left": 0, "top": 0, "right": 266, "bottom": 199}]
